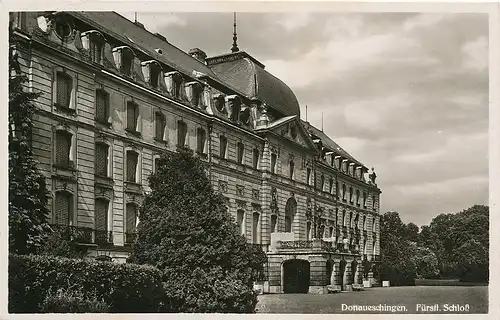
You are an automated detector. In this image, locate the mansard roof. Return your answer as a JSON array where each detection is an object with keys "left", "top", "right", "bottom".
[{"left": 207, "top": 51, "right": 301, "bottom": 118}]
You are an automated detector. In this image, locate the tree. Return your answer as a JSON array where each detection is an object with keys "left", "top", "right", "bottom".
[
  {"left": 454, "top": 239, "right": 488, "bottom": 282},
  {"left": 9, "top": 34, "right": 51, "bottom": 255},
  {"left": 404, "top": 222, "right": 419, "bottom": 242},
  {"left": 128, "top": 148, "right": 264, "bottom": 313}
]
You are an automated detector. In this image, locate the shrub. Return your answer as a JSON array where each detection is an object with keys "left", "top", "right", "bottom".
[
  {"left": 40, "top": 288, "right": 110, "bottom": 313},
  {"left": 36, "top": 228, "right": 88, "bottom": 259},
  {"left": 9, "top": 254, "right": 164, "bottom": 313},
  {"left": 128, "top": 148, "right": 261, "bottom": 313}
]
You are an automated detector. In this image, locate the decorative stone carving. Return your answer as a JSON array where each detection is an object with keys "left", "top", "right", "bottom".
[
  {"left": 252, "top": 189, "right": 260, "bottom": 200},
  {"left": 240, "top": 106, "right": 251, "bottom": 126},
  {"left": 227, "top": 95, "right": 241, "bottom": 123},
  {"left": 236, "top": 199, "right": 247, "bottom": 209},
  {"left": 236, "top": 184, "right": 244, "bottom": 197},
  {"left": 369, "top": 167, "right": 377, "bottom": 184},
  {"left": 251, "top": 202, "right": 262, "bottom": 212},
  {"left": 218, "top": 180, "right": 228, "bottom": 193},
  {"left": 213, "top": 93, "right": 226, "bottom": 114}
]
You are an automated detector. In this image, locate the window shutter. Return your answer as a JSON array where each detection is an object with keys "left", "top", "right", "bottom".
[
  {"left": 126, "top": 151, "right": 138, "bottom": 182},
  {"left": 55, "top": 192, "right": 71, "bottom": 225},
  {"left": 95, "top": 199, "right": 108, "bottom": 231},
  {"left": 56, "top": 73, "right": 72, "bottom": 107}
]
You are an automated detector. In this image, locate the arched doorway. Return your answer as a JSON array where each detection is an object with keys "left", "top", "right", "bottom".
[
  {"left": 351, "top": 260, "right": 359, "bottom": 285},
  {"left": 339, "top": 259, "right": 347, "bottom": 291},
  {"left": 283, "top": 259, "right": 310, "bottom": 293},
  {"left": 284, "top": 197, "right": 297, "bottom": 233}
]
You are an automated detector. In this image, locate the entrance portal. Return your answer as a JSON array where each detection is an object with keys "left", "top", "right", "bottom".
[{"left": 283, "top": 259, "right": 310, "bottom": 293}]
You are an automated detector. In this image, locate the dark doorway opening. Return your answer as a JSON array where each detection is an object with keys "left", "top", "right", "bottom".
[
  {"left": 283, "top": 259, "right": 310, "bottom": 293},
  {"left": 339, "top": 259, "right": 347, "bottom": 291},
  {"left": 326, "top": 259, "right": 334, "bottom": 285}
]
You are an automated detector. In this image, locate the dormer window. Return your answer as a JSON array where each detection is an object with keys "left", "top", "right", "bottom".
[
  {"left": 141, "top": 60, "right": 162, "bottom": 90},
  {"left": 165, "top": 72, "right": 184, "bottom": 99},
  {"left": 213, "top": 94, "right": 226, "bottom": 114},
  {"left": 113, "top": 46, "right": 135, "bottom": 77},
  {"left": 53, "top": 16, "right": 72, "bottom": 40},
  {"left": 81, "top": 30, "right": 105, "bottom": 64},
  {"left": 186, "top": 82, "right": 204, "bottom": 108}
]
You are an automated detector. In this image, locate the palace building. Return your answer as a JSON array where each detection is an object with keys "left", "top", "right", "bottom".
[{"left": 9, "top": 11, "right": 381, "bottom": 293}]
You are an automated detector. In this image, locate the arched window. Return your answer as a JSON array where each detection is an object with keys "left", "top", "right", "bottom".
[{"left": 54, "top": 191, "right": 73, "bottom": 226}]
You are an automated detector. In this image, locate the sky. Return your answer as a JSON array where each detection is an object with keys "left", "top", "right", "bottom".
[{"left": 118, "top": 12, "right": 489, "bottom": 227}]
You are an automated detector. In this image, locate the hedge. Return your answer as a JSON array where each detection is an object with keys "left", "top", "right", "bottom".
[{"left": 9, "top": 254, "right": 164, "bottom": 313}]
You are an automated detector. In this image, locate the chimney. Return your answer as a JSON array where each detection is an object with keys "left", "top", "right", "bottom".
[
  {"left": 133, "top": 21, "right": 145, "bottom": 29},
  {"left": 189, "top": 48, "right": 207, "bottom": 63}
]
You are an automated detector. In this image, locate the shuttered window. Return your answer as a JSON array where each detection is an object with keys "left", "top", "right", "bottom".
[
  {"left": 55, "top": 130, "right": 71, "bottom": 168},
  {"left": 127, "top": 102, "right": 138, "bottom": 131},
  {"left": 95, "top": 143, "right": 109, "bottom": 177},
  {"left": 126, "top": 151, "right": 138, "bottom": 182},
  {"left": 55, "top": 192, "right": 72, "bottom": 226},
  {"left": 95, "top": 198, "right": 108, "bottom": 231},
  {"left": 56, "top": 72, "right": 72, "bottom": 108},
  {"left": 126, "top": 203, "right": 137, "bottom": 233},
  {"left": 155, "top": 112, "right": 165, "bottom": 140},
  {"left": 95, "top": 90, "right": 109, "bottom": 123}
]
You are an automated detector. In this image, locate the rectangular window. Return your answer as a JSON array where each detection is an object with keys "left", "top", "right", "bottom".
[
  {"left": 55, "top": 192, "right": 73, "bottom": 226},
  {"left": 289, "top": 161, "right": 295, "bottom": 180},
  {"left": 95, "top": 198, "right": 109, "bottom": 231},
  {"left": 95, "top": 143, "right": 109, "bottom": 177},
  {"left": 271, "top": 153, "right": 277, "bottom": 174},
  {"left": 177, "top": 121, "right": 187, "bottom": 147},
  {"left": 95, "top": 90, "right": 109, "bottom": 123},
  {"left": 197, "top": 128, "right": 206, "bottom": 154},
  {"left": 271, "top": 215, "right": 277, "bottom": 233},
  {"left": 363, "top": 192, "right": 367, "bottom": 208},
  {"left": 55, "top": 131, "right": 71, "bottom": 168},
  {"left": 237, "top": 142, "right": 244, "bottom": 164},
  {"left": 252, "top": 148, "right": 259, "bottom": 169},
  {"left": 56, "top": 72, "right": 72, "bottom": 108},
  {"left": 306, "top": 168, "right": 311, "bottom": 185},
  {"left": 154, "top": 158, "right": 160, "bottom": 174},
  {"left": 342, "top": 184, "right": 347, "bottom": 201},
  {"left": 320, "top": 175, "right": 325, "bottom": 191},
  {"left": 125, "top": 203, "right": 137, "bottom": 234},
  {"left": 155, "top": 112, "right": 165, "bottom": 140},
  {"left": 126, "top": 102, "right": 138, "bottom": 132},
  {"left": 252, "top": 212, "right": 260, "bottom": 244},
  {"left": 126, "top": 151, "right": 138, "bottom": 183},
  {"left": 219, "top": 136, "right": 227, "bottom": 159},
  {"left": 329, "top": 178, "right": 333, "bottom": 193}
]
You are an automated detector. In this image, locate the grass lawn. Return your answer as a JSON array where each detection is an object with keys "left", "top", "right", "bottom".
[{"left": 256, "top": 286, "right": 488, "bottom": 314}]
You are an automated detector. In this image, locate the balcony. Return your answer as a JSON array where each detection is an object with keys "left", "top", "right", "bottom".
[
  {"left": 278, "top": 240, "right": 313, "bottom": 250},
  {"left": 50, "top": 224, "right": 114, "bottom": 246},
  {"left": 275, "top": 239, "right": 362, "bottom": 255}
]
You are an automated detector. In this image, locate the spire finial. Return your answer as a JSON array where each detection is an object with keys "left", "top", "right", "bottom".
[{"left": 231, "top": 12, "right": 239, "bottom": 53}]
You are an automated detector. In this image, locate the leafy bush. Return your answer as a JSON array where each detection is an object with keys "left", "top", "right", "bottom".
[
  {"left": 128, "top": 148, "right": 261, "bottom": 313},
  {"left": 40, "top": 288, "right": 110, "bottom": 313},
  {"left": 9, "top": 254, "right": 164, "bottom": 313},
  {"left": 36, "top": 228, "right": 88, "bottom": 259}
]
